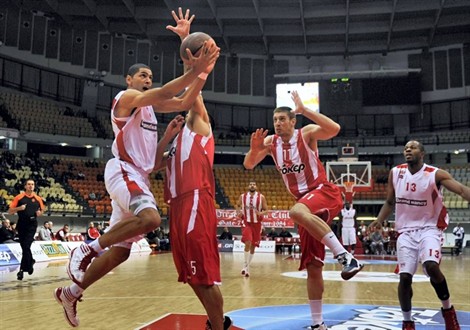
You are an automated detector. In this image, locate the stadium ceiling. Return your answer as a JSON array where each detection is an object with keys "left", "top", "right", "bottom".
[{"left": 11, "top": 0, "right": 470, "bottom": 58}]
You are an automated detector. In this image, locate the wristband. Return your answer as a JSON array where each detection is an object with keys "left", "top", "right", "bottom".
[{"left": 198, "top": 72, "right": 208, "bottom": 81}]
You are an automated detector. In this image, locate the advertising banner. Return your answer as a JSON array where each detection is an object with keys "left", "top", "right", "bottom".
[
  {"left": 0, "top": 244, "right": 20, "bottom": 267},
  {"left": 217, "top": 240, "right": 234, "bottom": 252},
  {"left": 233, "top": 240, "right": 275, "bottom": 253},
  {"left": 216, "top": 209, "right": 295, "bottom": 228}
]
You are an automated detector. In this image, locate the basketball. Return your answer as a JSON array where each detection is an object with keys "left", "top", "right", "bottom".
[{"left": 179, "top": 32, "right": 213, "bottom": 61}]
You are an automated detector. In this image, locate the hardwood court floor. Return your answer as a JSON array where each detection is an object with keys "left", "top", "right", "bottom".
[{"left": 0, "top": 251, "right": 469, "bottom": 330}]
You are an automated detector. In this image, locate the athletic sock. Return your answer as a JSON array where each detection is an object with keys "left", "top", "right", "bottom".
[
  {"left": 70, "top": 283, "right": 84, "bottom": 297},
  {"left": 89, "top": 239, "right": 104, "bottom": 253},
  {"left": 309, "top": 299, "right": 323, "bottom": 326},
  {"left": 320, "top": 233, "right": 347, "bottom": 257}
]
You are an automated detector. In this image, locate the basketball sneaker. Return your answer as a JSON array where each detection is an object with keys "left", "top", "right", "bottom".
[
  {"left": 17, "top": 270, "right": 24, "bottom": 281},
  {"left": 67, "top": 243, "right": 98, "bottom": 285},
  {"left": 442, "top": 306, "right": 460, "bottom": 330},
  {"left": 28, "top": 259, "right": 36, "bottom": 275},
  {"left": 205, "top": 316, "right": 233, "bottom": 330},
  {"left": 336, "top": 252, "right": 364, "bottom": 280},
  {"left": 54, "top": 287, "right": 82, "bottom": 327},
  {"left": 240, "top": 267, "right": 247, "bottom": 276},
  {"left": 310, "top": 322, "right": 328, "bottom": 329},
  {"left": 402, "top": 320, "right": 415, "bottom": 330}
]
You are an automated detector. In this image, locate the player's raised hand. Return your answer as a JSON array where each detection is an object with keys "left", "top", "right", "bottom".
[
  {"left": 163, "top": 115, "right": 185, "bottom": 140},
  {"left": 290, "top": 90, "right": 307, "bottom": 115},
  {"left": 166, "top": 7, "right": 194, "bottom": 40},
  {"left": 250, "top": 128, "right": 269, "bottom": 152},
  {"left": 186, "top": 41, "right": 220, "bottom": 74}
]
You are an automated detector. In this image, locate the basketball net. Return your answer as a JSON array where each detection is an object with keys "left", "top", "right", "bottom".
[{"left": 344, "top": 181, "right": 355, "bottom": 193}]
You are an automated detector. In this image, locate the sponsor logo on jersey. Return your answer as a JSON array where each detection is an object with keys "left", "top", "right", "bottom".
[
  {"left": 140, "top": 120, "right": 158, "bottom": 131},
  {"left": 280, "top": 163, "right": 305, "bottom": 175},
  {"left": 396, "top": 197, "right": 427, "bottom": 206}
]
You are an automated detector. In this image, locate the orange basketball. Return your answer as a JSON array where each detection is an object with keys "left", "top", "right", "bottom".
[{"left": 180, "top": 32, "right": 213, "bottom": 61}]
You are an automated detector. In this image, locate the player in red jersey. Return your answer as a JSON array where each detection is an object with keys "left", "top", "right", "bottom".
[
  {"left": 244, "top": 91, "right": 363, "bottom": 329},
  {"left": 237, "top": 181, "right": 268, "bottom": 277},
  {"left": 158, "top": 8, "right": 231, "bottom": 330}
]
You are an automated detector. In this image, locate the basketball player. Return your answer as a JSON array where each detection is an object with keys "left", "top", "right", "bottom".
[
  {"left": 340, "top": 202, "right": 357, "bottom": 254},
  {"left": 244, "top": 91, "right": 364, "bottom": 330},
  {"left": 53, "top": 41, "right": 220, "bottom": 327},
  {"left": 372, "top": 140, "right": 470, "bottom": 330},
  {"left": 237, "top": 181, "right": 268, "bottom": 277},
  {"left": 158, "top": 7, "right": 231, "bottom": 330}
]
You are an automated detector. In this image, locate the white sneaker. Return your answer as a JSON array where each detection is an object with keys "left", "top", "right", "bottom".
[
  {"left": 244, "top": 267, "right": 250, "bottom": 277},
  {"left": 67, "top": 243, "right": 98, "bottom": 285},
  {"left": 54, "top": 287, "right": 82, "bottom": 327},
  {"left": 336, "top": 252, "right": 364, "bottom": 280},
  {"left": 310, "top": 322, "right": 328, "bottom": 329}
]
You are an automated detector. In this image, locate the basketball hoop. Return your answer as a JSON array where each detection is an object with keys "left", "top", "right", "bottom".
[{"left": 344, "top": 181, "right": 355, "bottom": 193}]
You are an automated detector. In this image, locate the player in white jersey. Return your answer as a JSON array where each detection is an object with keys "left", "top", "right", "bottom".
[
  {"left": 244, "top": 91, "right": 363, "bottom": 330},
  {"left": 372, "top": 140, "right": 470, "bottom": 330},
  {"left": 340, "top": 202, "right": 357, "bottom": 254},
  {"left": 54, "top": 25, "right": 220, "bottom": 327},
  {"left": 236, "top": 181, "right": 268, "bottom": 277}
]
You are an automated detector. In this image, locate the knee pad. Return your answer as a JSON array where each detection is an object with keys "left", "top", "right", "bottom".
[{"left": 130, "top": 195, "right": 157, "bottom": 215}]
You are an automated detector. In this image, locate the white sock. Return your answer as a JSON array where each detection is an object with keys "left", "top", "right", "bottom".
[
  {"left": 243, "top": 251, "right": 249, "bottom": 267},
  {"left": 248, "top": 253, "right": 254, "bottom": 265},
  {"left": 89, "top": 239, "right": 104, "bottom": 253},
  {"left": 320, "top": 232, "right": 347, "bottom": 257},
  {"left": 70, "top": 283, "right": 84, "bottom": 297},
  {"left": 402, "top": 310, "right": 412, "bottom": 321},
  {"left": 309, "top": 299, "right": 323, "bottom": 326}
]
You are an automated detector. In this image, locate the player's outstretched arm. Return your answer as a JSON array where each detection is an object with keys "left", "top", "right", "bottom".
[{"left": 437, "top": 169, "right": 470, "bottom": 202}]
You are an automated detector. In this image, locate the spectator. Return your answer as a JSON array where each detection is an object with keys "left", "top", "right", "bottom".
[
  {"left": 388, "top": 223, "right": 398, "bottom": 255},
  {"left": 145, "top": 228, "right": 160, "bottom": 249},
  {"left": 88, "top": 192, "right": 97, "bottom": 201},
  {"left": 38, "top": 221, "right": 52, "bottom": 241},
  {"left": 219, "top": 227, "right": 233, "bottom": 240},
  {"left": 86, "top": 222, "right": 101, "bottom": 241},
  {"left": 267, "top": 228, "right": 278, "bottom": 239},
  {"left": 0, "top": 218, "right": 16, "bottom": 243},
  {"left": 55, "top": 224, "right": 70, "bottom": 242},
  {"left": 96, "top": 224, "right": 105, "bottom": 236},
  {"left": 279, "top": 226, "right": 293, "bottom": 238},
  {"left": 369, "top": 225, "right": 385, "bottom": 255},
  {"left": 48, "top": 221, "right": 55, "bottom": 240}
]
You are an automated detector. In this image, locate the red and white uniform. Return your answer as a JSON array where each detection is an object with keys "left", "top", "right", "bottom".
[
  {"left": 341, "top": 207, "right": 356, "bottom": 246},
  {"left": 165, "top": 125, "right": 221, "bottom": 286},
  {"left": 111, "top": 91, "right": 158, "bottom": 174},
  {"left": 392, "top": 163, "right": 449, "bottom": 275},
  {"left": 269, "top": 128, "right": 342, "bottom": 269},
  {"left": 393, "top": 164, "right": 448, "bottom": 233},
  {"left": 240, "top": 192, "right": 264, "bottom": 247},
  {"left": 104, "top": 91, "right": 159, "bottom": 248},
  {"left": 241, "top": 192, "right": 263, "bottom": 224}
]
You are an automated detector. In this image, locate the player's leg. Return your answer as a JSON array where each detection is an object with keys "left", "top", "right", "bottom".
[
  {"left": 421, "top": 229, "right": 460, "bottom": 329},
  {"left": 190, "top": 284, "right": 225, "bottom": 330},
  {"left": 397, "top": 231, "right": 419, "bottom": 327},
  {"left": 292, "top": 183, "right": 363, "bottom": 280}
]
